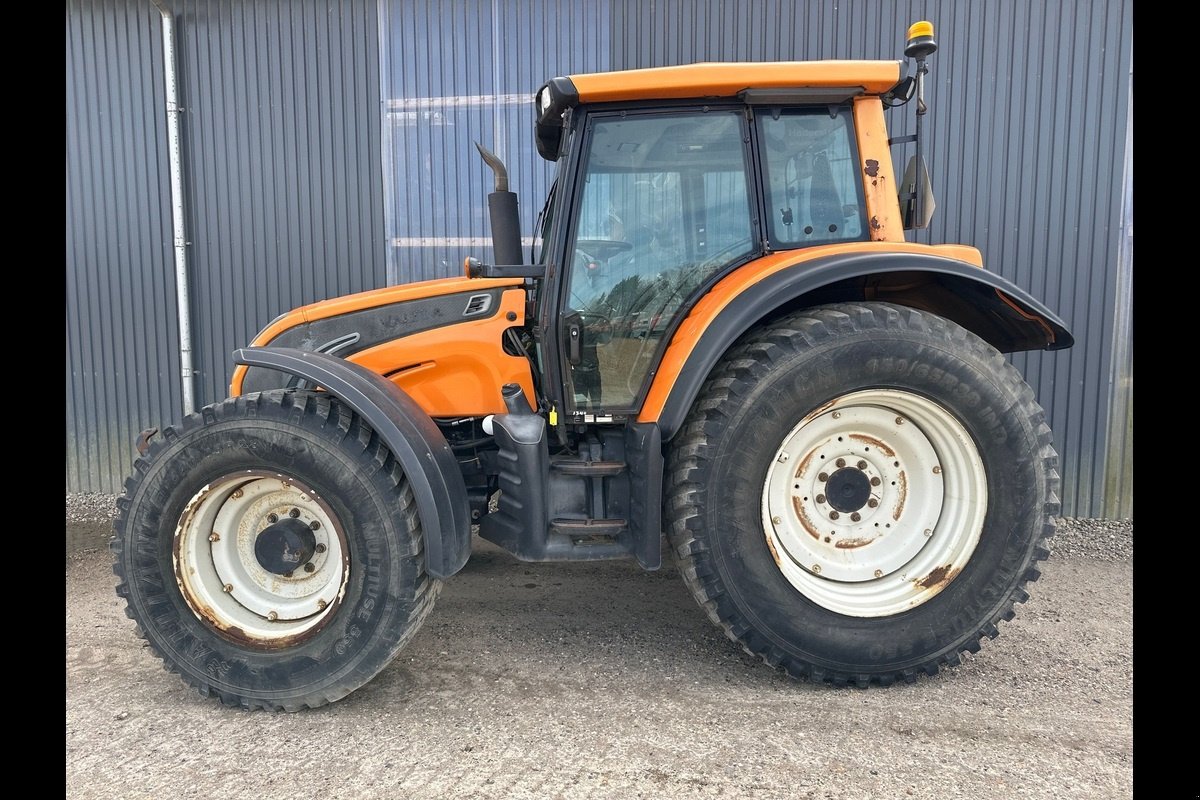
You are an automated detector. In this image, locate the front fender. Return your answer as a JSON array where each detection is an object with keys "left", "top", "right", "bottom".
[{"left": 233, "top": 346, "right": 471, "bottom": 580}]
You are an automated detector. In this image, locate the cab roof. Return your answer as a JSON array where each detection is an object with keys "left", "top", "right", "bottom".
[
  {"left": 568, "top": 60, "right": 902, "bottom": 103},
  {"left": 533, "top": 60, "right": 903, "bottom": 160}
]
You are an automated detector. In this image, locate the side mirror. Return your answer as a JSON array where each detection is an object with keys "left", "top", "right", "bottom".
[
  {"left": 881, "top": 75, "right": 916, "bottom": 107},
  {"left": 899, "top": 155, "right": 936, "bottom": 229}
]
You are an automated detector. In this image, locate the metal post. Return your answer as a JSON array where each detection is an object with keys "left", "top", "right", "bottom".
[
  {"left": 152, "top": 0, "right": 195, "bottom": 414},
  {"left": 913, "top": 57, "right": 928, "bottom": 230}
]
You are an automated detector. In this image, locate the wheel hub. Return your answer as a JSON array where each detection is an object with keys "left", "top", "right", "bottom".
[
  {"left": 825, "top": 467, "right": 871, "bottom": 512},
  {"left": 254, "top": 517, "right": 317, "bottom": 576}
]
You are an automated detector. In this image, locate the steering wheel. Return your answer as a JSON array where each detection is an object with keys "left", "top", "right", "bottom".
[{"left": 575, "top": 238, "right": 633, "bottom": 263}]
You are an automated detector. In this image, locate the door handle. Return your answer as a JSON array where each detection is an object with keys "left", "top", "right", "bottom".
[{"left": 567, "top": 321, "right": 582, "bottom": 365}]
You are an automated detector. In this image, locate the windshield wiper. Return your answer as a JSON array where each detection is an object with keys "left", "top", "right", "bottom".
[{"left": 533, "top": 179, "right": 557, "bottom": 263}]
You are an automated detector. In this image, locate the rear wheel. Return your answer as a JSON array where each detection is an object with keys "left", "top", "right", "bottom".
[
  {"left": 113, "top": 389, "right": 439, "bottom": 710},
  {"left": 665, "top": 302, "right": 1058, "bottom": 685}
]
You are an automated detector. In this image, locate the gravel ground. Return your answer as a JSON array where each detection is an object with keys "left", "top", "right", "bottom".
[
  {"left": 67, "top": 504, "right": 1132, "bottom": 799},
  {"left": 66, "top": 492, "right": 122, "bottom": 525}
]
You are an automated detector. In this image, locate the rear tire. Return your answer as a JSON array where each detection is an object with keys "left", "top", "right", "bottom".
[
  {"left": 112, "top": 389, "right": 439, "bottom": 710},
  {"left": 665, "top": 302, "right": 1058, "bottom": 686}
]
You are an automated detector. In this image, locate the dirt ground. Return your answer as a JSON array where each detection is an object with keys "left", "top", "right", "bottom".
[{"left": 67, "top": 522, "right": 1132, "bottom": 799}]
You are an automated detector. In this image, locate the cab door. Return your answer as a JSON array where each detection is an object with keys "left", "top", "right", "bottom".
[{"left": 557, "top": 108, "right": 758, "bottom": 417}]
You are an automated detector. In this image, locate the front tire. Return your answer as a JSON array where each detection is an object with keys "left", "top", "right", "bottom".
[
  {"left": 665, "top": 303, "right": 1059, "bottom": 686},
  {"left": 112, "top": 389, "right": 439, "bottom": 710}
]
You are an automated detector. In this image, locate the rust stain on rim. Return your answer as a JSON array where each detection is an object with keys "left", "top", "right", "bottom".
[
  {"left": 791, "top": 496, "right": 822, "bottom": 540},
  {"left": 914, "top": 563, "right": 959, "bottom": 590},
  {"left": 834, "top": 537, "right": 877, "bottom": 549},
  {"left": 893, "top": 470, "right": 907, "bottom": 521},
  {"left": 801, "top": 398, "right": 841, "bottom": 425},
  {"left": 764, "top": 531, "right": 782, "bottom": 567},
  {"left": 849, "top": 433, "right": 896, "bottom": 457},
  {"left": 794, "top": 447, "right": 816, "bottom": 480}
]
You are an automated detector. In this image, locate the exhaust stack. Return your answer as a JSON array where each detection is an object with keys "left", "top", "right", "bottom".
[{"left": 475, "top": 142, "right": 524, "bottom": 265}]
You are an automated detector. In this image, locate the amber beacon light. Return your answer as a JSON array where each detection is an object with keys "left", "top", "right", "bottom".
[{"left": 905, "top": 20, "right": 937, "bottom": 59}]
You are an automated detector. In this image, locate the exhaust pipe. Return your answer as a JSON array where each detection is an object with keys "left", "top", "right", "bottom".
[{"left": 475, "top": 142, "right": 523, "bottom": 265}]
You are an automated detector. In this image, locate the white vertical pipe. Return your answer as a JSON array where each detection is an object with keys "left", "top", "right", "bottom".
[
  {"left": 377, "top": 0, "right": 399, "bottom": 284},
  {"left": 491, "top": 0, "right": 505, "bottom": 165},
  {"left": 153, "top": 0, "right": 195, "bottom": 414},
  {"left": 1102, "top": 56, "right": 1134, "bottom": 519}
]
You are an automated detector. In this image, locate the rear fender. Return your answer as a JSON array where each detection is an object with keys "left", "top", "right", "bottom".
[
  {"left": 233, "top": 347, "right": 472, "bottom": 580},
  {"left": 641, "top": 249, "right": 1074, "bottom": 440}
]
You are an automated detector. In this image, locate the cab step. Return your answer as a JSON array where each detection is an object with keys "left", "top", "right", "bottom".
[
  {"left": 550, "top": 459, "right": 627, "bottom": 477},
  {"left": 550, "top": 518, "right": 628, "bottom": 538}
]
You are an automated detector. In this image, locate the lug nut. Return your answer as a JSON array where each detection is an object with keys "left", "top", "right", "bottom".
[
  {"left": 874, "top": 569, "right": 883, "bottom": 578},
  {"left": 816, "top": 494, "right": 827, "bottom": 504},
  {"left": 223, "top": 583, "right": 233, "bottom": 593},
  {"left": 829, "top": 511, "right": 840, "bottom": 520},
  {"left": 811, "top": 564, "right": 822, "bottom": 573},
  {"left": 267, "top": 513, "right": 278, "bottom": 523},
  {"left": 231, "top": 489, "right": 243, "bottom": 499},
  {"left": 315, "top": 543, "right": 327, "bottom": 554},
  {"left": 208, "top": 532, "right": 220, "bottom": 542},
  {"left": 831, "top": 411, "right": 841, "bottom": 419},
  {"left": 317, "top": 600, "right": 327, "bottom": 611},
  {"left": 777, "top": 453, "right": 790, "bottom": 463},
  {"left": 870, "top": 477, "right": 881, "bottom": 486},
  {"left": 289, "top": 508, "right": 300, "bottom": 518},
  {"left": 267, "top": 611, "right": 278, "bottom": 621},
  {"left": 932, "top": 466, "right": 942, "bottom": 475},
  {"left": 771, "top": 516, "right": 782, "bottom": 525},
  {"left": 850, "top": 512, "right": 861, "bottom": 522},
  {"left": 836, "top": 458, "right": 846, "bottom": 468},
  {"left": 895, "top": 417, "right": 905, "bottom": 425},
  {"left": 310, "top": 520, "right": 321, "bottom": 530},
  {"left": 304, "top": 563, "right": 316, "bottom": 573},
  {"left": 857, "top": 460, "right": 867, "bottom": 470},
  {"left": 818, "top": 472, "right": 829, "bottom": 482},
  {"left": 867, "top": 498, "right": 879, "bottom": 508},
  {"left": 924, "top": 529, "right": 933, "bottom": 537}
]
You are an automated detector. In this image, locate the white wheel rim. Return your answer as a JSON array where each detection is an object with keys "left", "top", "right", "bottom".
[
  {"left": 173, "top": 472, "right": 349, "bottom": 645},
  {"left": 761, "top": 389, "right": 987, "bottom": 617}
]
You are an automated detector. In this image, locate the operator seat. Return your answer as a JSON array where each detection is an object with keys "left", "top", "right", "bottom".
[{"left": 808, "top": 152, "right": 843, "bottom": 237}]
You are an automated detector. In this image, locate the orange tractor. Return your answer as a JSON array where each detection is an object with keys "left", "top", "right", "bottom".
[{"left": 114, "top": 22, "right": 1072, "bottom": 710}]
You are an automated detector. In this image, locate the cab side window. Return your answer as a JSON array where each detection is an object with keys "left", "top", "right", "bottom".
[{"left": 758, "top": 107, "right": 864, "bottom": 247}]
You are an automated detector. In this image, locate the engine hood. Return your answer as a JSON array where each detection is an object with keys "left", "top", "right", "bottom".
[{"left": 230, "top": 275, "right": 532, "bottom": 415}]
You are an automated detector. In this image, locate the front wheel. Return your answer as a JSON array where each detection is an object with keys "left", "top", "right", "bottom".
[
  {"left": 665, "top": 303, "right": 1059, "bottom": 686},
  {"left": 112, "top": 389, "right": 439, "bottom": 710}
]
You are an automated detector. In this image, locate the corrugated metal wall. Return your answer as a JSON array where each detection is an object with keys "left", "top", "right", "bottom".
[
  {"left": 66, "top": 0, "right": 1132, "bottom": 518},
  {"left": 67, "top": 0, "right": 178, "bottom": 492},
  {"left": 177, "top": 0, "right": 386, "bottom": 408},
  {"left": 66, "top": 0, "right": 385, "bottom": 492}
]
